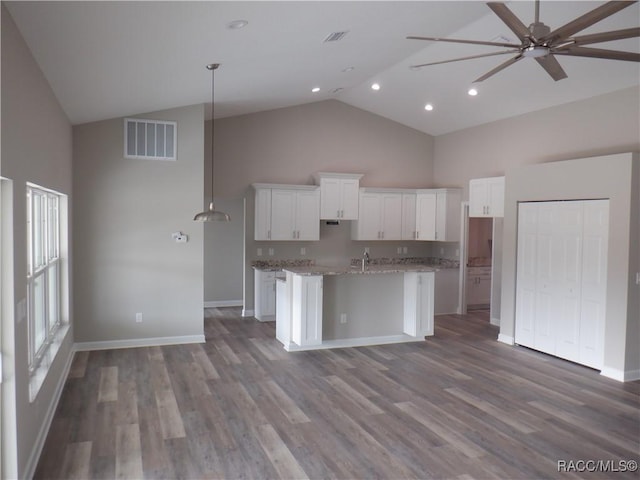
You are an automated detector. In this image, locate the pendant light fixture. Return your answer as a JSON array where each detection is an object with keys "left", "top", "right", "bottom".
[{"left": 194, "top": 63, "right": 230, "bottom": 222}]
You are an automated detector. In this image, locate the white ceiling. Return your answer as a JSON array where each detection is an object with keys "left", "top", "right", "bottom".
[{"left": 6, "top": 1, "right": 640, "bottom": 136}]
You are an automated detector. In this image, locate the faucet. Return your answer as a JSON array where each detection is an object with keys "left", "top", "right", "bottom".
[{"left": 362, "top": 251, "right": 370, "bottom": 271}]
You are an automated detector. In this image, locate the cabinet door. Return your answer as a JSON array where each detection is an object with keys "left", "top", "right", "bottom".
[
  {"left": 402, "top": 193, "right": 416, "bottom": 240},
  {"left": 515, "top": 202, "right": 538, "bottom": 348},
  {"left": 435, "top": 190, "right": 461, "bottom": 242},
  {"left": 319, "top": 177, "right": 342, "bottom": 219},
  {"left": 403, "top": 272, "right": 434, "bottom": 337},
  {"left": 381, "top": 194, "right": 402, "bottom": 240},
  {"left": 487, "top": 177, "right": 505, "bottom": 217},
  {"left": 254, "top": 188, "right": 272, "bottom": 240},
  {"left": 291, "top": 275, "right": 323, "bottom": 346},
  {"left": 415, "top": 193, "right": 436, "bottom": 240},
  {"left": 356, "top": 192, "right": 382, "bottom": 240},
  {"left": 469, "top": 179, "right": 488, "bottom": 217},
  {"left": 262, "top": 275, "right": 276, "bottom": 317},
  {"left": 270, "top": 189, "right": 296, "bottom": 240},
  {"left": 295, "top": 189, "right": 320, "bottom": 240},
  {"left": 340, "top": 179, "right": 360, "bottom": 220}
]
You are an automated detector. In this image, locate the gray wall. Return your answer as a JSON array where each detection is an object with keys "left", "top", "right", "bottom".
[
  {"left": 1, "top": 6, "right": 74, "bottom": 477},
  {"left": 501, "top": 153, "right": 638, "bottom": 378},
  {"left": 212, "top": 100, "right": 438, "bottom": 312},
  {"left": 73, "top": 104, "right": 205, "bottom": 343}
]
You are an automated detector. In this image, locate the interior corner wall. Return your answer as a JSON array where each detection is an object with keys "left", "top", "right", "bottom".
[
  {"left": 500, "top": 153, "right": 637, "bottom": 379},
  {"left": 1, "top": 5, "right": 74, "bottom": 477},
  {"left": 625, "top": 158, "right": 640, "bottom": 377},
  {"left": 73, "top": 104, "right": 205, "bottom": 344},
  {"left": 212, "top": 100, "right": 435, "bottom": 313}
]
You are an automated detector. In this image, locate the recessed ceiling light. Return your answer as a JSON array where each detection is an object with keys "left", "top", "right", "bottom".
[
  {"left": 342, "top": 66, "right": 355, "bottom": 73},
  {"left": 311, "top": 87, "right": 320, "bottom": 93},
  {"left": 468, "top": 88, "right": 478, "bottom": 96},
  {"left": 424, "top": 104, "right": 434, "bottom": 111},
  {"left": 227, "top": 20, "right": 248, "bottom": 30},
  {"left": 371, "top": 83, "right": 381, "bottom": 91}
]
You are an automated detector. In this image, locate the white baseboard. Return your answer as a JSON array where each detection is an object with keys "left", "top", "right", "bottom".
[
  {"left": 600, "top": 367, "right": 640, "bottom": 382},
  {"left": 242, "top": 309, "right": 254, "bottom": 317},
  {"left": 23, "top": 345, "right": 75, "bottom": 480},
  {"left": 283, "top": 334, "right": 425, "bottom": 352},
  {"left": 74, "top": 334, "right": 205, "bottom": 352},
  {"left": 204, "top": 300, "right": 243, "bottom": 308},
  {"left": 497, "top": 333, "right": 514, "bottom": 345}
]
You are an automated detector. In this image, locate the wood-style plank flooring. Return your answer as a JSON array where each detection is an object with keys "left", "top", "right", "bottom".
[{"left": 35, "top": 309, "right": 640, "bottom": 479}]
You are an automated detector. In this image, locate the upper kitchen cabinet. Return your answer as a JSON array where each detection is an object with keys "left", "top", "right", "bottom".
[
  {"left": 253, "top": 184, "right": 320, "bottom": 241},
  {"left": 435, "top": 189, "right": 462, "bottom": 242},
  {"left": 352, "top": 189, "right": 402, "bottom": 240},
  {"left": 469, "top": 176, "right": 505, "bottom": 217},
  {"left": 415, "top": 191, "right": 437, "bottom": 241},
  {"left": 314, "top": 172, "right": 363, "bottom": 220},
  {"left": 401, "top": 193, "right": 417, "bottom": 240}
]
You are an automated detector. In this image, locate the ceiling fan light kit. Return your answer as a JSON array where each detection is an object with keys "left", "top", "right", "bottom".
[{"left": 408, "top": 0, "right": 639, "bottom": 83}]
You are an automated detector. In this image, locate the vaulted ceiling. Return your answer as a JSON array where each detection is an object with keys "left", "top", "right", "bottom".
[{"left": 6, "top": 1, "right": 640, "bottom": 135}]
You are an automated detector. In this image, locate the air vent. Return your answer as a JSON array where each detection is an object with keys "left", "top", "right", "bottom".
[
  {"left": 324, "top": 31, "right": 349, "bottom": 43},
  {"left": 124, "top": 118, "right": 177, "bottom": 160}
]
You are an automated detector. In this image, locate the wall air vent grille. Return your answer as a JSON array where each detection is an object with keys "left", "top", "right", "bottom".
[
  {"left": 324, "top": 31, "right": 349, "bottom": 42},
  {"left": 124, "top": 118, "right": 177, "bottom": 160}
]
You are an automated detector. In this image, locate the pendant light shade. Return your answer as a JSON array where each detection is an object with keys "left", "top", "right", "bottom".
[{"left": 194, "top": 63, "right": 230, "bottom": 222}]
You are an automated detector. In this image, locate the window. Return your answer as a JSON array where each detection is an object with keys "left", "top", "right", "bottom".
[
  {"left": 124, "top": 118, "right": 177, "bottom": 160},
  {"left": 27, "top": 184, "right": 64, "bottom": 372}
]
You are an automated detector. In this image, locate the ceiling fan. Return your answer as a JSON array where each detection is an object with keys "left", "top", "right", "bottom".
[{"left": 408, "top": 0, "right": 640, "bottom": 82}]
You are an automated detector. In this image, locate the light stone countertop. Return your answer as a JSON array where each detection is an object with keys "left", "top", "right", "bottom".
[{"left": 282, "top": 263, "right": 440, "bottom": 276}]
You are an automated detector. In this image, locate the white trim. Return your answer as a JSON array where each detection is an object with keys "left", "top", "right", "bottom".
[
  {"left": 282, "top": 334, "right": 425, "bottom": 352},
  {"left": 242, "top": 309, "right": 254, "bottom": 317},
  {"left": 497, "top": 333, "right": 514, "bottom": 345},
  {"left": 490, "top": 316, "right": 500, "bottom": 326},
  {"left": 74, "top": 334, "right": 204, "bottom": 352},
  {"left": 204, "top": 300, "right": 243, "bottom": 308},
  {"left": 23, "top": 345, "right": 74, "bottom": 480},
  {"left": 600, "top": 367, "right": 640, "bottom": 383}
]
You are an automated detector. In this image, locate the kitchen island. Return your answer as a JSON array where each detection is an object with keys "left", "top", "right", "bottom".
[{"left": 276, "top": 262, "right": 441, "bottom": 352}]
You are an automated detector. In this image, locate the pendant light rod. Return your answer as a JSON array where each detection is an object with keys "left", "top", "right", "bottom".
[{"left": 194, "top": 63, "right": 230, "bottom": 222}]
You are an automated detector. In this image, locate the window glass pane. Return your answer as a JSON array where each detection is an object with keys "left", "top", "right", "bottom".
[
  {"left": 146, "top": 123, "right": 156, "bottom": 157},
  {"left": 48, "top": 195, "right": 59, "bottom": 260},
  {"left": 33, "top": 273, "right": 47, "bottom": 353},
  {"left": 48, "top": 264, "right": 59, "bottom": 329},
  {"left": 136, "top": 122, "right": 146, "bottom": 156},
  {"left": 126, "top": 121, "right": 136, "bottom": 156},
  {"left": 165, "top": 124, "right": 174, "bottom": 158},
  {"left": 27, "top": 189, "right": 33, "bottom": 276},
  {"left": 33, "top": 192, "right": 45, "bottom": 270},
  {"left": 156, "top": 124, "right": 165, "bottom": 157}
]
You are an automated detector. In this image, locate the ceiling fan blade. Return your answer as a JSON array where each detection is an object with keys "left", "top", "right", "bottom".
[
  {"left": 541, "top": 1, "right": 637, "bottom": 45},
  {"left": 406, "top": 35, "right": 520, "bottom": 48},
  {"left": 487, "top": 2, "right": 531, "bottom": 42},
  {"left": 410, "top": 50, "right": 521, "bottom": 69},
  {"left": 569, "top": 27, "right": 640, "bottom": 46},
  {"left": 473, "top": 54, "right": 523, "bottom": 82},
  {"left": 553, "top": 46, "right": 640, "bottom": 62},
  {"left": 535, "top": 55, "right": 568, "bottom": 81}
]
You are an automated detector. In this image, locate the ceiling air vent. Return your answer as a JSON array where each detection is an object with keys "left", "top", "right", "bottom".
[
  {"left": 124, "top": 118, "right": 177, "bottom": 161},
  {"left": 324, "top": 31, "right": 349, "bottom": 43}
]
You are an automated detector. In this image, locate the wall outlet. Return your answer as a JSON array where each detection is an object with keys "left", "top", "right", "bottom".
[
  {"left": 257, "top": 248, "right": 262, "bottom": 256},
  {"left": 135, "top": 312, "right": 143, "bottom": 323},
  {"left": 402, "top": 247, "right": 408, "bottom": 254},
  {"left": 455, "top": 249, "right": 460, "bottom": 257},
  {"left": 268, "top": 248, "right": 274, "bottom": 256},
  {"left": 440, "top": 247, "right": 444, "bottom": 255},
  {"left": 300, "top": 247, "right": 306, "bottom": 255},
  {"left": 397, "top": 247, "right": 402, "bottom": 254},
  {"left": 340, "top": 313, "right": 347, "bottom": 324}
]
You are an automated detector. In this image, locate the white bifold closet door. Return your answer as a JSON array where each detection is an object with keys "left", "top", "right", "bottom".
[{"left": 515, "top": 200, "right": 608, "bottom": 370}]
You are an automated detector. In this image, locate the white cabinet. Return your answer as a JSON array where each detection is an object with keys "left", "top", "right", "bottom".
[
  {"left": 435, "top": 189, "right": 462, "bottom": 241},
  {"left": 402, "top": 193, "right": 417, "bottom": 240},
  {"left": 415, "top": 191, "right": 436, "bottom": 241},
  {"left": 254, "top": 270, "right": 276, "bottom": 321},
  {"left": 291, "top": 274, "right": 323, "bottom": 347},
  {"left": 466, "top": 266, "right": 492, "bottom": 306},
  {"left": 314, "top": 172, "right": 363, "bottom": 220},
  {"left": 276, "top": 278, "right": 290, "bottom": 345},
  {"left": 253, "top": 184, "right": 320, "bottom": 241},
  {"left": 515, "top": 200, "right": 609, "bottom": 370},
  {"left": 435, "top": 269, "right": 460, "bottom": 314},
  {"left": 403, "top": 272, "right": 434, "bottom": 337},
  {"left": 352, "top": 190, "right": 402, "bottom": 240},
  {"left": 469, "top": 176, "right": 505, "bottom": 217}
]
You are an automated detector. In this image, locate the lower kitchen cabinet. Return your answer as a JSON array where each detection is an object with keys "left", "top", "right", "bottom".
[
  {"left": 291, "top": 274, "right": 323, "bottom": 346},
  {"left": 403, "top": 272, "right": 434, "bottom": 337},
  {"left": 466, "top": 266, "right": 492, "bottom": 307},
  {"left": 254, "top": 270, "right": 276, "bottom": 321}
]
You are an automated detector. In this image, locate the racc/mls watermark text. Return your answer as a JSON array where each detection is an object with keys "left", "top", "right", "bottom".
[{"left": 558, "top": 459, "right": 638, "bottom": 473}]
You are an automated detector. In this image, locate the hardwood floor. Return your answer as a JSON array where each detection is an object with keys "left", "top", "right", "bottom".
[{"left": 35, "top": 309, "right": 640, "bottom": 479}]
